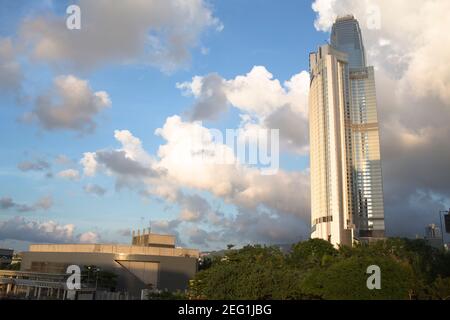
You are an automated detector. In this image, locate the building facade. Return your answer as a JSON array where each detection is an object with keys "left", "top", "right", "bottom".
[
  {"left": 424, "top": 224, "right": 443, "bottom": 249},
  {"left": 309, "top": 15, "right": 385, "bottom": 246},
  {"left": 0, "top": 230, "right": 199, "bottom": 300}
]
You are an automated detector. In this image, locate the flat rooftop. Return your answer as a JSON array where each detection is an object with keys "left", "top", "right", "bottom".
[
  {"left": 28, "top": 243, "right": 199, "bottom": 258},
  {"left": 335, "top": 14, "right": 355, "bottom": 22}
]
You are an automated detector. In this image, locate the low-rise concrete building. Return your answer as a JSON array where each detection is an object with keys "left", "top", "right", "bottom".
[{"left": 1, "top": 230, "right": 199, "bottom": 299}]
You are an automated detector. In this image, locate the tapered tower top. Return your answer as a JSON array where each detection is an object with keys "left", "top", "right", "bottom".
[{"left": 331, "top": 15, "right": 366, "bottom": 68}]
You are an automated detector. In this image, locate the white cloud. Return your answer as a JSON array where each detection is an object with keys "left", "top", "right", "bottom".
[
  {"left": 57, "top": 169, "right": 80, "bottom": 181},
  {"left": 179, "top": 209, "right": 201, "bottom": 222},
  {"left": 20, "top": 0, "right": 221, "bottom": 72},
  {"left": 226, "top": 66, "right": 309, "bottom": 117},
  {"left": 0, "top": 195, "right": 53, "bottom": 212},
  {"left": 80, "top": 130, "right": 162, "bottom": 189},
  {"left": 179, "top": 66, "right": 310, "bottom": 118},
  {"left": 80, "top": 152, "right": 98, "bottom": 177},
  {"left": 0, "top": 216, "right": 74, "bottom": 243},
  {"left": 113, "top": 130, "right": 154, "bottom": 165},
  {"left": 177, "top": 66, "right": 310, "bottom": 153},
  {"left": 83, "top": 184, "right": 107, "bottom": 197},
  {"left": 176, "top": 76, "right": 204, "bottom": 97},
  {"left": 33, "top": 195, "right": 54, "bottom": 211},
  {"left": 81, "top": 116, "right": 311, "bottom": 247},
  {"left": 17, "top": 159, "right": 50, "bottom": 172},
  {"left": 0, "top": 37, "right": 22, "bottom": 94},
  {"left": 153, "top": 206, "right": 310, "bottom": 249},
  {"left": 78, "top": 109, "right": 313, "bottom": 247},
  {"left": 27, "top": 75, "right": 111, "bottom": 133},
  {"left": 78, "top": 231, "right": 100, "bottom": 244},
  {"left": 311, "top": 0, "right": 338, "bottom": 32},
  {"left": 0, "top": 216, "right": 99, "bottom": 245}
]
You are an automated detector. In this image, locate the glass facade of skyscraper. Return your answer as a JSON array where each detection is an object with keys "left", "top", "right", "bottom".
[{"left": 309, "top": 15, "right": 385, "bottom": 246}]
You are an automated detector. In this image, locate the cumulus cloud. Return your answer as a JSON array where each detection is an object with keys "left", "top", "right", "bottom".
[
  {"left": 78, "top": 231, "right": 100, "bottom": 244},
  {"left": 180, "top": 73, "right": 228, "bottom": 121},
  {"left": 221, "top": 209, "right": 310, "bottom": 245},
  {"left": 26, "top": 75, "right": 111, "bottom": 133},
  {"left": 152, "top": 205, "right": 309, "bottom": 249},
  {"left": 81, "top": 116, "right": 310, "bottom": 248},
  {"left": 311, "top": 0, "right": 450, "bottom": 236},
  {"left": 152, "top": 116, "right": 309, "bottom": 215},
  {"left": 80, "top": 130, "right": 163, "bottom": 189},
  {"left": 19, "top": 0, "right": 221, "bottom": 72},
  {"left": 17, "top": 159, "right": 50, "bottom": 172},
  {"left": 0, "top": 216, "right": 100, "bottom": 244},
  {"left": 178, "top": 194, "right": 210, "bottom": 222},
  {"left": 179, "top": 66, "right": 309, "bottom": 118},
  {"left": 57, "top": 169, "right": 80, "bottom": 181},
  {"left": 83, "top": 183, "right": 107, "bottom": 197},
  {"left": 95, "top": 151, "right": 157, "bottom": 178},
  {"left": 0, "top": 37, "right": 22, "bottom": 94},
  {"left": 169, "top": 192, "right": 226, "bottom": 226},
  {"left": 80, "top": 152, "right": 97, "bottom": 177},
  {"left": 0, "top": 195, "right": 53, "bottom": 212},
  {"left": 88, "top": 116, "right": 309, "bottom": 216},
  {"left": 177, "top": 66, "right": 310, "bottom": 153},
  {"left": 0, "top": 197, "right": 15, "bottom": 210}
]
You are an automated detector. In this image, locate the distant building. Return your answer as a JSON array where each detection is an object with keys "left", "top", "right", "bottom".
[
  {"left": 0, "top": 230, "right": 199, "bottom": 300},
  {"left": 425, "top": 224, "right": 442, "bottom": 239},
  {"left": 0, "top": 248, "right": 13, "bottom": 268},
  {"left": 424, "top": 224, "right": 443, "bottom": 249}
]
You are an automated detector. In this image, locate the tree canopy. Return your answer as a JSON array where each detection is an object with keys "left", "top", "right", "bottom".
[{"left": 188, "top": 238, "right": 450, "bottom": 300}]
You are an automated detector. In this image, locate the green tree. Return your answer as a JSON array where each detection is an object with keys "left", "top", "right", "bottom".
[
  {"left": 300, "top": 255, "right": 415, "bottom": 300},
  {"left": 288, "top": 239, "right": 338, "bottom": 269},
  {"left": 419, "top": 277, "right": 450, "bottom": 300},
  {"left": 189, "top": 245, "right": 305, "bottom": 299},
  {"left": 1, "top": 262, "right": 21, "bottom": 270},
  {"left": 188, "top": 238, "right": 450, "bottom": 300},
  {"left": 147, "top": 290, "right": 187, "bottom": 300},
  {"left": 81, "top": 265, "right": 117, "bottom": 291}
]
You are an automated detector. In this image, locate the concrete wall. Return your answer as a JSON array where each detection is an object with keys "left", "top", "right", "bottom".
[
  {"left": 29, "top": 244, "right": 199, "bottom": 258},
  {"left": 132, "top": 233, "right": 176, "bottom": 247}
]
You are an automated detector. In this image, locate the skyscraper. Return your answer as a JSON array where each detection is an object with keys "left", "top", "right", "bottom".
[{"left": 309, "top": 15, "right": 385, "bottom": 247}]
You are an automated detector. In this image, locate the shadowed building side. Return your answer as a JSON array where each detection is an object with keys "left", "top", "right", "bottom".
[{"left": 0, "top": 230, "right": 199, "bottom": 300}]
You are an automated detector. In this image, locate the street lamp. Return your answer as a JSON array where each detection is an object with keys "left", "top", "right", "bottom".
[
  {"left": 95, "top": 268, "right": 100, "bottom": 291},
  {"left": 86, "top": 266, "right": 91, "bottom": 285}
]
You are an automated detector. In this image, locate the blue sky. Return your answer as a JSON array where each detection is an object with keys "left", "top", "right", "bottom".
[
  {"left": 0, "top": 0, "right": 319, "bottom": 251},
  {"left": 1, "top": 0, "right": 450, "bottom": 251}
]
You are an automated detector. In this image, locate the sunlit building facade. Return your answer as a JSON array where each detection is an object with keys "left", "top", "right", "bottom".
[{"left": 309, "top": 15, "right": 385, "bottom": 246}]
